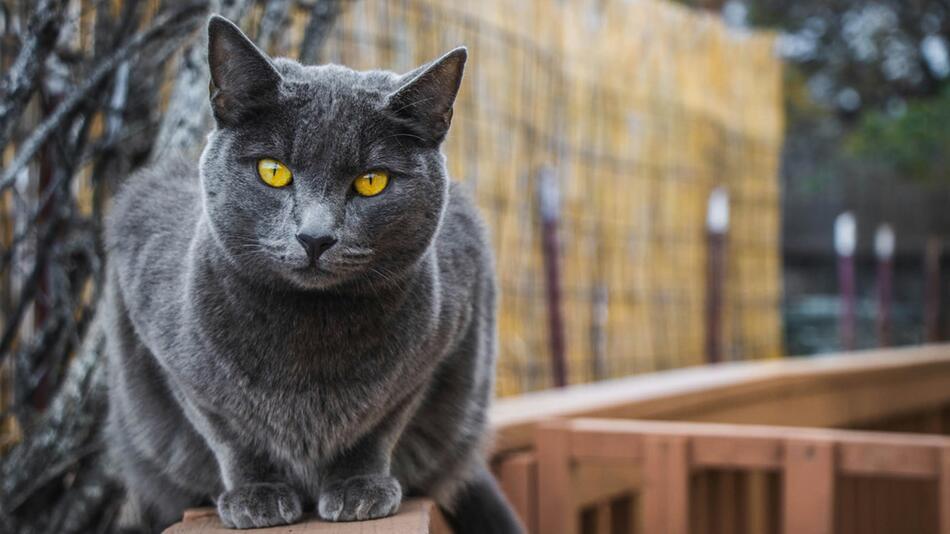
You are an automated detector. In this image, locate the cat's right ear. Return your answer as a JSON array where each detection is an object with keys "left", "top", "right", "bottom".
[{"left": 207, "top": 15, "right": 282, "bottom": 125}]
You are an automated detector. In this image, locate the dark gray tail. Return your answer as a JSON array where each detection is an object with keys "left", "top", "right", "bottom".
[{"left": 441, "top": 464, "right": 525, "bottom": 534}]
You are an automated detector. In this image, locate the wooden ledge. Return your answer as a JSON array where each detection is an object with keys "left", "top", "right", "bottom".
[
  {"left": 491, "top": 344, "right": 950, "bottom": 452},
  {"left": 163, "top": 499, "right": 451, "bottom": 534}
]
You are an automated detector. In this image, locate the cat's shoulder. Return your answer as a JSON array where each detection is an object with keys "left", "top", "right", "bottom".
[
  {"left": 105, "top": 152, "right": 201, "bottom": 252},
  {"left": 438, "top": 181, "right": 493, "bottom": 266}
]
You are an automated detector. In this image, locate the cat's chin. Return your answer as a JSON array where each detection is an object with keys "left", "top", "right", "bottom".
[{"left": 281, "top": 264, "right": 353, "bottom": 291}]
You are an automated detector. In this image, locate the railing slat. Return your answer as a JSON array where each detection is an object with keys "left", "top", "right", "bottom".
[
  {"left": 537, "top": 422, "right": 576, "bottom": 534},
  {"left": 642, "top": 435, "right": 689, "bottom": 534},
  {"left": 940, "top": 447, "right": 950, "bottom": 534},
  {"left": 783, "top": 439, "right": 836, "bottom": 534},
  {"left": 496, "top": 452, "right": 538, "bottom": 534}
]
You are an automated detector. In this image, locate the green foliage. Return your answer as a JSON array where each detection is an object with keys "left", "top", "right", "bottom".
[{"left": 849, "top": 87, "right": 950, "bottom": 184}]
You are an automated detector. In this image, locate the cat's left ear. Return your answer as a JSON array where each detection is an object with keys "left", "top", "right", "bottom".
[
  {"left": 385, "top": 47, "right": 467, "bottom": 144},
  {"left": 207, "top": 15, "right": 282, "bottom": 125}
]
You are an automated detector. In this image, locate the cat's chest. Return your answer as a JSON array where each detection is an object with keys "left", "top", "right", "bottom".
[
  {"left": 231, "top": 380, "right": 389, "bottom": 461},
  {"left": 183, "top": 294, "right": 442, "bottom": 458}
]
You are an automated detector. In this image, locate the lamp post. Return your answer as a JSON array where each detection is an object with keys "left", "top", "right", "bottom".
[
  {"left": 874, "top": 224, "right": 895, "bottom": 347},
  {"left": 539, "top": 167, "right": 567, "bottom": 387},
  {"left": 706, "top": 187, "right": 729, "bottom": 364},
  {"left": 924, "top": 237, "right": 942, "bottom": 343},
  {"left": 835, "top": 212, "right": 857, "bottom": 352}
]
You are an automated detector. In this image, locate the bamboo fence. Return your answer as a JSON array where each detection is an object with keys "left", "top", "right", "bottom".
[{"left": 1, "top": 0, "right": 784, "bottom": 401}]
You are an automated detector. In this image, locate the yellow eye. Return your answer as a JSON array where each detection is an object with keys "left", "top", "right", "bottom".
[
  {"left": 257, "top": 158, "right": 292, "bottom": 188},
  {"left": 353, "top": 171, "right": 389, "bottom": 197}
]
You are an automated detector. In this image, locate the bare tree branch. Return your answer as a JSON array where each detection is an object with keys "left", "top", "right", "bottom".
[
  {"left": 299, "top": 0, "right": 342, "bottom": 64},
  {"left": 256, "top": 0, "right": 291, "bottom": 49},
  {"left": 0, "top": 313, "right": 106, "bottom": 523},
  {"left": 0, "top": 0, "right": 68, "bottom": 151},
  {"left": 150, "top": 0, "right": 253, "bottom": 163},
  {"left": 0, "top": 2, "right": 208, "bottom": 193}
]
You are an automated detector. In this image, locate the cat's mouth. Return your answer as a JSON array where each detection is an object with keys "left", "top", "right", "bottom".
[
  {"left": 290, "top": 262, "right": 337, "bottom": 276},
  {"left": 279, "top": 248, "right": 374, "bottom": 289}
]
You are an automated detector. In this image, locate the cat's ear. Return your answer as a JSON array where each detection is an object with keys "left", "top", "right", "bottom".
[
  {"left": 385, "top": 47, "right": 467, "bottom": 144},
  {"left": 207, "top": 15, "right": 282, "bottom": 125}
]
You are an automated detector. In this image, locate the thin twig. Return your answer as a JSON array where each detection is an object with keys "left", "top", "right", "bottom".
[
  {"left": 0, "top": 0, "right": 68, "bottom": 151},
  {"left": 299, "top": 0, "right": 342, "bottom": 64},
  {"left": 0, "top": 2, "right": 207, "bottom": 193}
]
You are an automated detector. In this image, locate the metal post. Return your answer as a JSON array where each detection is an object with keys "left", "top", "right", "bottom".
[
  {"left": 835, "top": 212, "right": 857, "bottom": 352},
  {"left": 925, "top": 237, "right": 942, "bottom": 343},
  {"left": 875, "top": 224, "right": 895, "bottom": 347},
  {"left": 705, "top": 187, "right": 729, "bottom": 364},
  {"left": 539, "top": 167, "right": 568, "bottom": 387}
]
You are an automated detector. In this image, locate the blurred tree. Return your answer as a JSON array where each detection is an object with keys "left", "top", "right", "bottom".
[
  {"left": 849, "top": 85, "right": 950, "bottom": 184},
  {"left": 689, "top": 0, "right": 950, "bottom": 115},
  {"left": 682, "top": 0, "right": 950, "bottom": 189},
  {"left": 767, "top": 1, "right": 948, "bottom": 113}
]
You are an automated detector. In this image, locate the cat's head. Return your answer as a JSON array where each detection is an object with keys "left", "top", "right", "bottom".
[{"left": 198, "top": 15, "right": 466, "bottom": 291}]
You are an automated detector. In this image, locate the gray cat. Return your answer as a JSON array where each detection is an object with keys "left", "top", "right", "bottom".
[{"left": 102, "top": 15, "right": 522, "bottom": 533}]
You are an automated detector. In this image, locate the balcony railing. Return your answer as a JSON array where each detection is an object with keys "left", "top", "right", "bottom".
[{"left": 535, "top": 418, "right": 950, "bottom": 534}]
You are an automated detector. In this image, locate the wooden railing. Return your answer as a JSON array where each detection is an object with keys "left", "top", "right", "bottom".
[
  {"left": 535, "top": 418, "right": 950, "bottom": 534},
  {"left": 491, "top": 344, "right": 950, "bottom": 533}
]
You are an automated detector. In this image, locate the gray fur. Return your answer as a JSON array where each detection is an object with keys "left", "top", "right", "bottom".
[{"left": 102, "top": 15, "right": 520, "bottom": 532}]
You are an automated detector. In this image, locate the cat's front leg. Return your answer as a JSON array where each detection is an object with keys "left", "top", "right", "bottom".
[
  {"left": 317, "top": 431, "right": 403, "bottom": 521},
  {"left": 217, "top": 480, "right": 303, "bottom": 529},
  {"left": 318, "top": 473, "right": 402, "bottom": 522},
  {"left": 186, "top": 405, "right": 303, "bottom": 529},
  {"left": 212, "top": 442, "right": 304, "bottom": 529}
]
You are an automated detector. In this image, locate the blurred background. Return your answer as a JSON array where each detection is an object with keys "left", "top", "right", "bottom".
[{"left": 1, "top": 0, "right": 949, "bottom": 532}]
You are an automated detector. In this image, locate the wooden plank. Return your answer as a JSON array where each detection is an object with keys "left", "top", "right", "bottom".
[
  {"left": 492, "top": 345, "right": 950, "bottom": 452},
  {"left": 536, "top": 421, "right": 576, "bottom": 534},
  {"left": 838, "top": 441, "right": 940, "bottom": 479},
  {"left": 570, "top": 428, "right": 645, "bottom": 461},
  {"left": 163, "top": 499, "right": 446, "bottom": 534},
  {"left": 940, "top": 446, "right": 950, "bottom": 534},
  {"left": 745, "top": 471, "right": 768, "bottom": 534},
  {"left": 783, "top": 439, "right": 835, "bottom": 534},
  {"left": 496, "top": 452, "right": 538, "bottom": 534},
  {"left": 609, "top": 495, "right": 634, "bottom": 534},
  {"left": 692, "top": 471, "right": 710, "bottom": 534},
  {"left": 594, "top": 502, "right": 612, "bottom": 534},
  {"left": 573, "top": 461, "right": 642, "bottom": 507},
  {"left": 733, "top": 471, "right": 748, "bottom": 534},
  {"left": 642, "top": 435, "right": 689, "bottom": 534},
  {"left": 691, "top": 435, "right": 782, "bottom": 470},
  {"left": 766, "top": 472, "right": 781, "bottom": 534},
  {"left": 719, "top": 471, "right": 737, "bottom": 534},
  {"left": 561, "top": 417, "right": 950, "bottom": 448}
]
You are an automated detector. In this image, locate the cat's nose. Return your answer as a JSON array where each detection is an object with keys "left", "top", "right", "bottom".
[{"left": 296, "top": 233, "right": 337, "bottom": 262}]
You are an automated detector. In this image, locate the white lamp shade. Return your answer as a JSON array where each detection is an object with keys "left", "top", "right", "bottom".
[
  {"left": 875, "top": 224, "right": 895, "bottom": 260},
  {"left": 706, "top": 187, "right": 730, "bottom": 234},
  {"left": 834, "top": 212, "right": 857, "bottom": 257}
]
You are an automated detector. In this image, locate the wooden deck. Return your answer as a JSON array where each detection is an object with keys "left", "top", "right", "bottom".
[{"left": 166, "top": 345, "right": 950, "bottom": 533}]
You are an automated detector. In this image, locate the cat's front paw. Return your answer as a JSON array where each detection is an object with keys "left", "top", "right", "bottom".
[
  {"left": 217, "top": 482, "right": 303, "bottom": 529},
  {"left": 317, "top": 474, "right": 402, "bottom": 521}
]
